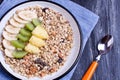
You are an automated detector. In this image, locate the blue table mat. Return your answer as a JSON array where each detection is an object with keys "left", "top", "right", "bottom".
[{"left": 0, "top": 0, "right": 99, "bottom": 80}]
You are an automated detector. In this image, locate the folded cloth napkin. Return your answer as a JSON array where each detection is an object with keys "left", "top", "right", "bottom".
[{"left": 0, "top": 0, "right": 99, "bottom": 80}]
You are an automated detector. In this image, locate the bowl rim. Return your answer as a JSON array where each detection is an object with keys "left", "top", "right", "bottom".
[{"left": 0, "top": 0, "right": 83, "bottom": 79}]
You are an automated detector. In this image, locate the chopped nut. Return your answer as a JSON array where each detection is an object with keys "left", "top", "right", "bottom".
[
  {"left": 51, "top": 31, "right": 56, "bottom": 36},
  {"left": 67, "top": 35, "right": 72, "bottom": 41},
  {"left": 29, "top": 65, "right": 38, "bottom": 74},
  {"left": 40, "top": 71, "right": 46, "bottom": 77}
]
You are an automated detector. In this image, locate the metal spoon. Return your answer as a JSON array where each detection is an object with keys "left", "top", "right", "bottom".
[{"left": 82, "top": 35, "right": 113, "bottom": 80}]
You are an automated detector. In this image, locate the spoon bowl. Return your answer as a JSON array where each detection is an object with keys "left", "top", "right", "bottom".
[
  {"left": 82, "top": 35, "right": 113, "bottom": 80},
  {"left": 98, "top": 35, "right": 113, "bottom": 54}
]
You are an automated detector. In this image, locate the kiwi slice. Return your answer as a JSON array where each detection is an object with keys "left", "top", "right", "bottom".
[
  {"left": 32, "top": 18, "right": 41, "bottom": 26},
  {"left": 12, "top": 50, "right": 27, "bottom": 58},
  {"left": 17, "top": 34, "right": 30, "bottom": 42},
  {"left": 11, "top": 40, "right": 25, "bottom": 49},
  {"left": 20, "top": 28, "right": 31, "bottom": 37},
  {"left": 25, "top": 22, "right": 35, "bottom": 31}
]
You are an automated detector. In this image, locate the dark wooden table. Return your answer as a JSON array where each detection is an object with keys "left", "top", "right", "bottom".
[{"left": 71, "top": 0, "right": 120, "bottom": 80}]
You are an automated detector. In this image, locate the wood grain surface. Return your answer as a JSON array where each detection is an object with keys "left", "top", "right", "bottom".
[
  {"left": 71, "top": 0, "right": 120, "bottom": 80},
  {"left": 0, "top": 0, "right": 3, "bottom": 4}
]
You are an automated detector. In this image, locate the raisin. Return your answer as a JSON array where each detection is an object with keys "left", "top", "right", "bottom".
[
  {"left": 57, "top": 57, "right": 63, "bottom": 63},
  {"left": 34, "top": 58, "right": 48, "bottom": 67},
  {"left": 60, "top": 38, "right": 65, "bottom": 43},
  {"left": 38, "top": 65, "right": 44, "bottom": 70},
  {"left": 42, "top": 8, "right": 49, "bottom": 12}
]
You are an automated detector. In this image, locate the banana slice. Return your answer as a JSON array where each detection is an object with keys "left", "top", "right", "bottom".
[
  {"left": 3, "top": 39, "right": 15, "bottom": 50},
  {"left": 13, "top": 14, "right": 29, "bottom": 24},
  {"left": 9, "top": 18, "right": 24, "bottom": 28},
  {"left": 3, "top": 31, "right": 17, "bottom": 41},
  {"left": 18, "top": 11, "right": 37, "bottom": 21},
  {"left": 5, "top": 25, "right": 20, "bottom": 34},
  {"left": 5, "top": 49, "right": 14, "bottom": 57}
]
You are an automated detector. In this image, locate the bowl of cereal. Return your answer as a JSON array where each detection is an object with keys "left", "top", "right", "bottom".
[{"left": 0, "top": 1, "right": 82, "bottom": 80}]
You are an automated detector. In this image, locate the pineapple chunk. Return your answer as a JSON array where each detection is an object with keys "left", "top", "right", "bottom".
[
  {"left": 29, "top": 36, "right": 46, "bottom": 47},
  {"left": 25, "top": 43, "right": 40, "bottom": 54},
  {"left": 32, "top": 25, "right": 49, "bottom": 39}
]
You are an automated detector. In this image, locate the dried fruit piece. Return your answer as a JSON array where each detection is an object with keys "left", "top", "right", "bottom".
[
  {"left": 42, "top": 8, "right": 49, "bottom": 12},
  {"left": 57, "top": 57, "right": 63, "bottom": 63},
  {"left": 34, "top": 58, "right": 48, "bottom": 67}
]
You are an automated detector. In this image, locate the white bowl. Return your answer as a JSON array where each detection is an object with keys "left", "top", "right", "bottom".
[{"left": 0, "top": 1, "right": 82, "bottom": 80}]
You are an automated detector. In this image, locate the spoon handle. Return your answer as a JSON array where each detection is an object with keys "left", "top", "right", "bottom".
[{"left": 82, "top": 61, "right": 98, "bottom": 80}]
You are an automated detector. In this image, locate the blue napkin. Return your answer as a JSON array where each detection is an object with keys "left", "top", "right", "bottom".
[{"left": 0, "top": 0, "right": 99, "bottom": 80}]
